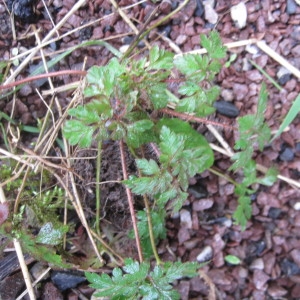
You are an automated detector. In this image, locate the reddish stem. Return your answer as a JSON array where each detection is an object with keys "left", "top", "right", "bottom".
[
  {"left": 119, "top": 140, "right": 144, "bottom": 262},
  {"left": 159, "top": 107, "right": 236, "bottom": 130},
  {"left": 0, "top": 70, "right": 87, "bottom": 90}
]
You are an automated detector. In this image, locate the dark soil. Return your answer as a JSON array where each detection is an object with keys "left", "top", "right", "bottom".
[{"left": 1, "top": 0, "right": 300, "bottom": 299}]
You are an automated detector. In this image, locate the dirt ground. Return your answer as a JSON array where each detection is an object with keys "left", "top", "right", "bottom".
[{"left": 1, "top": 0, "right": 300, "bottom": 299}]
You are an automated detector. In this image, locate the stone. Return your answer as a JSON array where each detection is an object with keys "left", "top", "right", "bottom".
[
  {"left": 160, "top": 0, "right": 172, "bottom": 14},
  {"left": 280, "top": 258, "right": 300, "bottom": 276},
  {"left": 197, "top": 246, "right": 213, "bottom": 263},
  {"left": 277, "top": 66, "right": 292, "bottom": 85},
  {"left": 175, "top": 34, "right": 188, "bottom": 45},
  {"left": 292, "top": 44, "right": 300, "bottom": 57},
  {"left": 279, "top": 147, "right": 294, "bottom": 161},
  {"left": 252, "top": 270, "right": 270, "bottom": 290},
  {"left": 233, "top": 83, "right": 249, "bottom": 101},
  {"left": 249, "top": 258, "right": 265, "bottom": 270},
  {"left": 294, "top": 202, "right": 300, "bottom": 210},
  {"left": 192, "top": 198, "right": 214, "bottom": 211},
  {"left": 287, "top": 0, "right": 297, "bottom": 14},
  {"left": 230, "top": 2, "right": 247, "bottom": 29},
  {"left": 245, "top": 70, "right": 263, "bottom": 82},
  {"left": 268, "top": 207, "right": 282, "bottom": 219},
  {"left": 180, "top": 209, "right": 192, "bottom": 229},
  {"left": 268, "top": 284, "right": 287, "bottom": 299},
  {"left": 204, "top": 3, "right": 218, "bottom": 24},
  {"left": 214, "top": 100, "right": 239, "bottom": 118},
  {"left": 178, "top": 227, "right": 191, "bottom": 244},
  {"left": 195, "top": 0, "right": 204, "bottom": 17},
  {"left": 178, "top": 280, "right": 190, "bottom": 300},
  {"left": 221, "top": 89, "right": 234, "bottom": 102},
  {"left": 188, "top": 185, "right": 208, "bottom": 199},
  {"left": 51, "top": 271, "right": 86, "bottom": 291},
  {"left": 290, "top": 249, "right": 300, "bottom": 267}
]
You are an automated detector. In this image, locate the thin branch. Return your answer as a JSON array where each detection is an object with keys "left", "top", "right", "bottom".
[
  {"left": 143, "top": 195, "right": 161, "bottom": 265},
  {"left": 0, "top": 70, "right": 87, "bottom": 91},
  {"left": 95, "top": 141, "right": 102, "bottom": 235},
  {"left": 160, "top": 107, "right": 236, "bottom": 130},
  {"left": 119, "top": 140, "right": 143, "bottom": 262}
]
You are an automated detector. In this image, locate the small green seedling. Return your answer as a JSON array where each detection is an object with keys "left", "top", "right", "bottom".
[{"left": 225, "top": 255, "right": 241, "bottom": 265}]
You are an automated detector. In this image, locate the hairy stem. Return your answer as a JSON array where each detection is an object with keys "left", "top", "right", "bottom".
[
  {"left": 143, "top": 195, "right": 162, "bottom": 265},
  {"left": 160, "top": 107, "right": 236, "bottom": 130},
  {"left": 95, "top": 141, "right": 102, "bottom": 236},
  {"left": 0, "top": 70, "right": 87, "bottom": 91},
  {"left": 119, "top": 140, "right": 143, "bottom": 262}
]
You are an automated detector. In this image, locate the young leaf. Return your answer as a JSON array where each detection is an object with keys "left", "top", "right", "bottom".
[
  {"left": 174, "top": 54, "right": 207, "bottom": 80},
  {"left": 126, "top": 120, "right": 154, "bottom": 148},
  {"left": 63, "top": 120, "right": 95, "bottom": 148},
  {"left": 36, "top": 222, "right": 68, "bottom": 245},
  {"left": 85, "top": 259, "right": 150, "bottom": 299},
  {"left": 200, "top": 31, "right": 226, "bottom": 59},
  {"left": 67, "top": 105, "right": 101, "bottom": 123},
  {"left": 147, "top": 45, "right": 174, "bottom": 70},
  {"left": 135, "top": 159, "right": 160, "bottom": 176},
  {"left": 233, "top": 196, "right": 252, "bottom": 230},
  {"left": 20, "top": 232, "right": 70, "bottom": 268},
  {"left": 225, "top": 255, "right": 241, "bottom": 265},
  {"left": 257, "top": 167, "right": 278, "bottom": 186}
]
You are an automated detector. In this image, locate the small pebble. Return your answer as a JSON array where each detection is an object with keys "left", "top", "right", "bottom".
[
  {"left": 245, "top": 70, "right": 263, "bottom": 82},
  {"left": 184, "top": 238, "right": 201, "bottom": 249},
  {"left": 221, "top": 89, "right": 234, "bottom": 102},
  {"left": 188, "top": 185, "right": 208, "bottom": 199},
  {"left": 196, "top": 245, "right": 213, "bottom": 263},
  {"left": 245, "top": 44, "right": 260, "bottom": 55},
  {"left": 178, "top": 227, "right": 191, "bottom": 244},
  {"left": 292, "top": 44, "right": 300, "bottom": 57},
  {"left": 287, "top": 0, "right": 297, "bottom": 14},
  {"left": 119, "top": 45, "right": 129, "bottom": 53},
  {"left": 252, "top": 270, "right": 270, "bottom": 290},
  {"left": 180, "top": 209, "right": 192, "bottom": 229},
  {"left": 160, "top": 0, "right": 172, "bottom": 14},
  {"left": 247, "top": 240, "right": 266, "bottom": 256},
  {"left": 290, "top": 249, "right": 300, "bottom": 266},
  {"left": 9, "top": 0, "right": 38, "bottom": 22},
  {"left": 160, "top": 25, "right": 172, "bottom": 37},
  {"left": 233, "top": 83, "right": 249, "bottom": 101},
  {"left": 51, "top": 271, "right": 86, "bottom": 291},
  {"left": 249, "top": 258, "right": 265, "bottom": 270},
  {"left": 268, "top": 284, "right": 288, "bottom": 298},
  {"left": 31, "top": 262, "right": 50, "bottom": 280},
  {"left": 279, "top": 73, "right": 291, "bottom": 85},
  {"left": 195, "top": 0, "right": 204, "bottom": 17},
  {"left": 230, "top": 2, "right": 247, "bottom": 29},
  {"left": 279, "top": 147, "right": 294, "bottom": 161},
  {"left": 122, "top": 36, "right": 133, "bottom": 45},
  {"left": 268, "top": 207, "right": 282, "bottom": 219},
  {"left": 293, "top": 202, "right": 300, "bottom": 210},
  {"left": 175, "top": 34, "right": 188, "bottom": 45},
  {"left": 281, "top": 258, "right": 300, "bottom": 276},
  {"left": 277, "top": 66, "right": 292, "bottom": 85},
  {"left": 214, "top": 100, "right": 239, "bottom": 118},
  {"left": 192, "top": 198, "right": 214, "bottom": 211},
  {"left": 204, "top": 3, "right": 218, "bottom": 24}
]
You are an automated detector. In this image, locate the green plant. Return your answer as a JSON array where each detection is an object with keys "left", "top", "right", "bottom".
[
  {"left": 0, "top": 161, "right": 71, "bottom": 267},
  {"left": 62, "top": 31, "right": 276, "bottom": 297},
  {"left": 85, "top": 258, "right": 198, "bottom": 299},
  {"left": 229, "top": 83, "right": 277, "bottom": 228}
]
